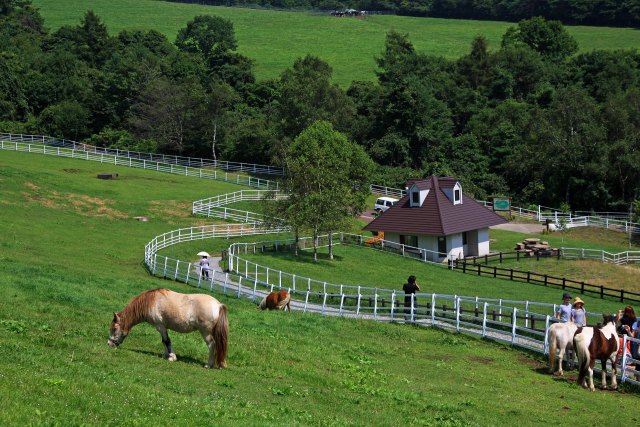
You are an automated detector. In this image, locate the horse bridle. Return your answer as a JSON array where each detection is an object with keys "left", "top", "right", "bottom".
[{"left": 108, "top": 332, "right": 127, "bottom": 347}]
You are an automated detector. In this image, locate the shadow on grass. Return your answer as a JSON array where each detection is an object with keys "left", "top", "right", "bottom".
[{"left": 126, "top": 348, "right": 207, "bottom": 367}]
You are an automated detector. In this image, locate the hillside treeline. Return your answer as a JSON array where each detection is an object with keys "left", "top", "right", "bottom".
[
  {"left": 1, "top": 2, "right": 639, "bottom": 213},
  {"left": 168, "top": 0, "right": 640, "bottom": 27}
]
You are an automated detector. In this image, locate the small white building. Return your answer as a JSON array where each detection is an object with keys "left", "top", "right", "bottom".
[{"left": 363, "top": 176, "right": 507, "bottom": 262}]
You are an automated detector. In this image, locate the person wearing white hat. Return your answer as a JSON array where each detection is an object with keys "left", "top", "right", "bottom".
[
  {"left": 199, "top": 254, "right": 210, "bottom": 279},
  {"left": 571, "top": 297, "right": 586, "bottom": 326}
]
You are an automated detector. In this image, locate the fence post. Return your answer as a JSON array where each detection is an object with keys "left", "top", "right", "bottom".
[
  {"left": 525, "top": 301, "right": 530, "bottom": 328},
  {"left": 431, "top": 294, "right": 436, "bottom": 324},
  {"left": 543, "top": 316, "right": 550, "bottom": 355},
  {"left": 339, "top": 294, "right": 345, "bottom": 316},
  {"left": 621, "top": 335, "right": 629, "bottom": 384},
  {"left": 511, "top": 308, "right": 518, "bottom": 345},
  {"left": 357, "top": 286, "right": 362, "bottom": 317},
  {"left": 390, "top": 290, "right": 396, "bottom": 321},
  {"left": 410, "top": 294, "right": 414, "bottom": 323},
  {"left": 374, "top": 289, "right": 378, "bottom": 319},
  {"left": 455, "top": 297, "right": 461, "bottom": 333},
  {"left": 322, "top": 292, "right": 327, "bottom": 316},
  {"left": 482, "top": 303, "right": 488, "bottom": 338},
  {"left": 304, "top": 290, "right": 310, "bottom": 312}
]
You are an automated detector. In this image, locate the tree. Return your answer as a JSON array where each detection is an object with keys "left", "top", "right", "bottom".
[
  {"left": 276, "top": 55, "right": 355, "bottom": 139},
  {"left": 520, "top": 85, "right": 607, "bottom": 209},
  {"left": 175, "top": 14, "right": 254, "bottom": 90},
  {"left": 175, "top": 15, "right": 237, "bottom": 58},
  {"left": 46, "top": 11, "right": 114, "bottom": 67},
  {"left": 602, "top": 88, "right": 640, "bottom": 209},
  {"left": 275, "top": 121, "right": 373, "bottom": 261},
  {"left": 36, "top": 100, "right": 90, "bottom": 139},
  {"left": 502, "top": 16, "right": 578, "bottom": 61},
  {"left": 128, "top": 78, "right": 209, "bottom": 155}
]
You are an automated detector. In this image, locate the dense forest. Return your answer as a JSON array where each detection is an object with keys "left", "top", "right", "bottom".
[
  {"left": 167, "top": 0, "right": 640, "bottom": 27},
  {"left": 1, "top": 1, "right": 639, "bottom": 214}
]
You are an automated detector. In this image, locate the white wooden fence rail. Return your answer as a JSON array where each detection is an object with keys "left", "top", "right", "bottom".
[
  {"left": 0, "top": 139, "right": 279, "bottom": 190},
  {"left": 0, "top": 132, "right": 285, "bottom": 175}
]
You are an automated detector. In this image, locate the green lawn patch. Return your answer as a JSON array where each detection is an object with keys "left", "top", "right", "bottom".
[
  {"left": 32, "top": 0, "right": 640, "bottom": 86},
  {"left": 2, "top": 150, "right": 640, "bottom": 425}
]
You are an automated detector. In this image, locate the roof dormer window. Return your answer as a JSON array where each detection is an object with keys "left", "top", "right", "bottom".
[
  {"left": 454, "top": 189, "right": 461, "bottom": 203},
  {"left": 408, "top": 183, "right": 429, "bottom": 207}
]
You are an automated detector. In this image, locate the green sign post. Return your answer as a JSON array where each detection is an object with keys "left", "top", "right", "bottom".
[{"left": 493, "top": 197, "right": 511, "bottom": 212}]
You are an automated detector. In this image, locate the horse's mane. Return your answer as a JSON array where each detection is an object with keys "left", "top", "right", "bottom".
[{"left": 119, "top": 288, "right": 168, "bottom": 329}]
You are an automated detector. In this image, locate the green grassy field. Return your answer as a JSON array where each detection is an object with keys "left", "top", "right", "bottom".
[
  {"left": 31, "top": 0, "right": 640, "bottom": 86},
  {"left": 3, "top": 150, "right": 640, "bottom": 425}
]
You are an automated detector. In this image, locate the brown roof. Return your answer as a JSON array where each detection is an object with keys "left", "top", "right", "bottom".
[{"left": 364, "top": 176, "right": 507, "bottom": 235}]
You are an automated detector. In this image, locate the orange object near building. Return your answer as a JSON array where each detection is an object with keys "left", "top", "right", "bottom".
[{"left": 365, "top": 231, "right": 384, "bottom": 245}]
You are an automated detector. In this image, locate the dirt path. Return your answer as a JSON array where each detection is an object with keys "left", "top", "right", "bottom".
[{"left": 491, "top": 223, "right": 545, "bottom": 234}]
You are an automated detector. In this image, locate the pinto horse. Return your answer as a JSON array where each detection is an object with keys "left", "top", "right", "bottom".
[
  {"left": 258, "top": 290, "right": 291, "bottom": 311},
  {"left": 548, "top": 322, "right": 578, "bottom": 375},
  {"left": 108, "top": 288, "right": 228, "bottom": 369},
  {"left": 573, "top": 314, "right": 619, "bottom": 391}
]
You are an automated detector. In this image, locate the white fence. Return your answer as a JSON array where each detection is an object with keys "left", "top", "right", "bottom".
[
  {"left": 192, "top": 190, "right": 287, "bottom": 224},
  {"left": 620, "top": 335, "right": 640, "bottom": 386},
  {"left": 0, "top": 132, "right": 285, "bottom": 175},
  {"left": 143, "top": 226, "right": 629, "bottom": 372},
  {"left": 561, "top": 247, "right": 640, "bottom": 265},
  {"left": 0, "top": 139, "right": 279, "bottom": 190},
  {"left": 370, "top": 184, "right": 406, "bottom": 198},
  {"left": 562, "top": 215, "right": 640, "bottom": 234}
]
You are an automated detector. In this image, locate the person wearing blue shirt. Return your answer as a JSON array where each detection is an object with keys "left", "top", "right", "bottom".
[
  {"left": 571, "top": 297, "right": 587, "bottom": 326},
  {"left": 556, "top": 292, "right": 572, "bottom": 322}
]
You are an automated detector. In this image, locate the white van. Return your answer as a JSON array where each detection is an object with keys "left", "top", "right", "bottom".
[{"left": 374, "top": 196, "right": 398, "bottom": 213}]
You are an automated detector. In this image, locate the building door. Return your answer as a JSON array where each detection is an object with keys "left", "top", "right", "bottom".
[{"left": 438, "top": 236, "right": 446, "bottom": 256}]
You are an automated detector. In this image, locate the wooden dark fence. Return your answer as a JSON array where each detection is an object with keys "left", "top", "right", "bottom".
[{"left": 453, "top": 254, "right": 640, "bottom": 304}]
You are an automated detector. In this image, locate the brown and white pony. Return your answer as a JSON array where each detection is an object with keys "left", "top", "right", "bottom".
[
  {"left": 573, "top": 314, "right": 619, "bottom": 391},
  {"left": 258, "top": 290, "right": 291, "bottom": 311},
  {"left": 108, "top": 288, "right": 228, "bottom": 369},
  {"left": 548, "top": 322, "right": 578, "bottom": 375}
]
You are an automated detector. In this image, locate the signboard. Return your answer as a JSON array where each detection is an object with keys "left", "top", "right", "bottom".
[{"left": 493, "top": 197, "right": 511, "bottom": 212}]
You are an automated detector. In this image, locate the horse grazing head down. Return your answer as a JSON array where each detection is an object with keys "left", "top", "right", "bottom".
[
  {"left": 107, "top": 288, "right": 229, "bottom": 368},
  {"left": 107, "top": 312, "right": 127, "bottom": 348},
  {"left": 258, "top": 290, "right": 291, "bottom": 311}
]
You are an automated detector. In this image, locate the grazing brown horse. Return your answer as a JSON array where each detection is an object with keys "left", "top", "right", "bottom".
[
  {"left": 573, "top": 314, "right": 619, "bottom": 391},
  {"left": 108, "top": 288, "right": 228, "bottom": 368},
  {"left": 258, "top": 290, "right": 291, "bottom": 311}
]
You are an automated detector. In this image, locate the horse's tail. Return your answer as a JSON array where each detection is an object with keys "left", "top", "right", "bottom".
[
  {"left": 574, "top": 331, "right": 590, "bottom": 385},
  {"left": 277, "top": 292, "right": 291, "bottom": 311},
  {"left": 214, "top": 304, "right": 229, "bottom": 368},
  {"left": 549, "top": 327, "right": 558, "bottom": 372}
]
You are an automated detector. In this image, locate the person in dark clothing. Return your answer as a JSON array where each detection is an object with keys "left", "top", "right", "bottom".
[{"left": 403, "top": 275, "right": 420, "bottom": 321}]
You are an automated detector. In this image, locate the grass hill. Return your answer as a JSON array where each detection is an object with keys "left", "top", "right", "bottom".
[
  {"left": 1, "top": 150, "right": 639, "bottom": 425},
  {"left": 31, "top": 0, "right": 640, "bottom": 86}
]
